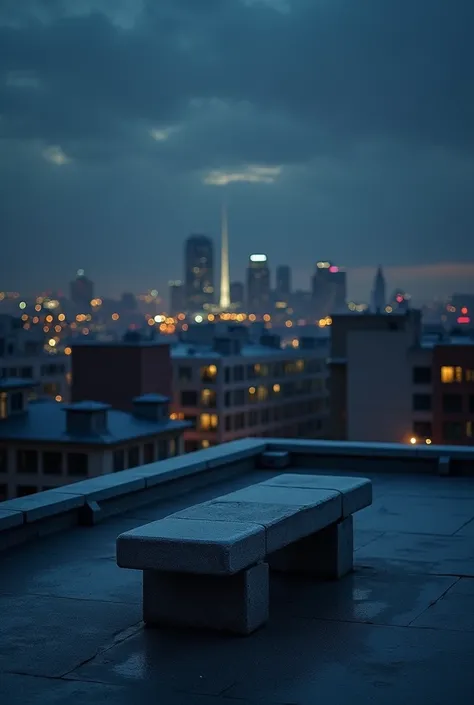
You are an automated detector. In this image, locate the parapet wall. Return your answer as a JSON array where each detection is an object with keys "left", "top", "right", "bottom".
[{"left": 0, "top": 438, "right": 472, "bottom": 552}]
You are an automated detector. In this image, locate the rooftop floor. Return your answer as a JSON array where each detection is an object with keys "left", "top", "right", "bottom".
[{"left": 1, "top": 466, "right": 474, "bottom": 704}]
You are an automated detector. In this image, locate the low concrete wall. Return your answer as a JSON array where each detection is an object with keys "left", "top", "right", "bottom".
[{"left": 0, "top": 438, "right": 472, "bottom": 553}]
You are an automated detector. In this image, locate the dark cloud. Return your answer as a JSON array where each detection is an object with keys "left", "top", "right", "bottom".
[
  {"left": 0, "top": 0, "right": 473, "bottom": 300},
  {"left": 1, "top": 0, "right": 473, "bottom": 157}
]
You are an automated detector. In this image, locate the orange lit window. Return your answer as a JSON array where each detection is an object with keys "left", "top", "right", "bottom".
[
  {"left": 257, "top": 386, "right": 268, "bottom": 401},
  {"left": 201, "top": 389, "right": 216, "bottom": 407},
  {"left": 466, "top": 370, "right": 474, "bottom": 382},
  {"left": 441, "top": 366, "right": 462, "bottom": 383},
  {"left": 201, "top": 365, "right": 217, "bottom": 382},
  {"left": 0, "top": 392, "right": 7, "bottom": 420},
  {"left": 200, "top": 413, "right": 218, "bottom": 430}
]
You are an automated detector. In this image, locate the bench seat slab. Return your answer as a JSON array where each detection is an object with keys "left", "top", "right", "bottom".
[
  {"left": 143, "top": 562, "right": 269, "bottom": 635},
  {"left": 173, "top": 486, "right": 341, "bottom": 554},
  {"left": 261, "top": 474, "right": 372, "bottom": 516},
  {"left": 117, "top": 518, "right": 266, "bottom": 575}
]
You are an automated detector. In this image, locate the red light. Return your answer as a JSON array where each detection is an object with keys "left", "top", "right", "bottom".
[
  {"left": 457, "top": 316, "right": 470, "bottom": 324},
  {"left": 329, "top": 266, "right": 339, "bottom": 273},
  {"left": 396, "top": 295, "right": 403, "bottom": 303},
  {"left": 461, "top": 307, "right": 468, "bottom": 315}
]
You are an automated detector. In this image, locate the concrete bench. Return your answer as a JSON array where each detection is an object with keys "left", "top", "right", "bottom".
[{"left": 116, "top": 473, "right": 372, "bottom": 635}]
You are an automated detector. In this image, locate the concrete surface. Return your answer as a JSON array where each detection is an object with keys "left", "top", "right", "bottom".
[{"left": 1, "top": 466, "right": 474, "bottom": 704}]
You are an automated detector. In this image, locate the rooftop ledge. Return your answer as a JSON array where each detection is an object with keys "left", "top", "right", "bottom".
[{"left": 0, "top": 438, "right": 473, "bottom": 552}]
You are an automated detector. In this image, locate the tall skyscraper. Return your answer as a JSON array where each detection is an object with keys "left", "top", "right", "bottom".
[
  {"left": 70, "top": 269, "right": 94, "bottom": 309},
  {"left": 247, "top": 254, "right": 271, "bottom": 313},
  {"left": 276, "top": 265, "right": 291, "bottom": 298},
  {"left": 371, "top": 266, "right": 386, "bottom": 313},
  {"left": 311, "top": 262, "right": 346, "bottom": 315},
  {"left": 184, "top": 235, "right": 214, "bottom": 311},
  {"left": 219, "top": 204, "right": 231, "bottom": 310}
]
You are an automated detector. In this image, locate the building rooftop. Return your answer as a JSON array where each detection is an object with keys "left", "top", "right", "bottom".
[
  {"left": 0, "top": 399, "right": 188, "bottom": 445},
  {"left": 420, "top": 334, "right": 474, "bottom": 349},
  {"left": 133, "top": 393, "right": 169, "bottom": 404},
  {"left": 0, "top": 378, "right": 39, "bottom": 391},
  {"left": 0, "top": 439, "right": 473, "bottom": 704},
  {"left": 62, "top": 401, "right": 111, "bottom": 412},
  {"left": 170, "top": 342, "right": 321, "bottom": 359}
]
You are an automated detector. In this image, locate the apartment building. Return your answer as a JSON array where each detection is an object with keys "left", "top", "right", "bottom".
[
  {"left": 0, "top": 379, "right": 188, "bottom": 501},
  {"left": 170, "top": 325, "right": 329, "bottom": 452},
  {"left": 0, "top": 314, "right": 70, "bottom": 402},
  {"left": 328, "top": 310, "right": 474, "bottom": 446}
]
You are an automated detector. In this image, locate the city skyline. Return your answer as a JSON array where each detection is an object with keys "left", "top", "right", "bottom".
[
  {"left": 4, "top": 257, "right": 474, "bottom": 308},
  {"left": 1, "top": 1, "right": 473, "bottom": 302}
]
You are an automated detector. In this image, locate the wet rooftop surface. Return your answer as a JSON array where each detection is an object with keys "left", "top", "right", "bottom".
[{"left": 1, "top": 467, "right": 474, "bottom": 705}]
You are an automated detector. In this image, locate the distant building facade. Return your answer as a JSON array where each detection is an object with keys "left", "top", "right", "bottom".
[
  {"left": 311, "top": 262, "right": 346, "bottom": 316},
  {"left": 70, "top": 270, "right": 94, "bottom": 310},
  {"left": 247, "top": 254, "right": 271, "bottom": 314},
  {"left": 169, "top": 281, "right": 185, "bottom": 314},
  {"left": 71, "top": 340, "right": 173, "bottom": 412},
  {"left": 276, "top": 265, "right": 292, "bottom": 299},
  {"left": 371, "top": 266, "right": 386, "bottom": 313},
  {"left": 171, "top": 323, "right": 329, "bottom": 452},
  {"left": 230, "top": 282, "right": 244, "bottom": 308},
  {"left": 328, "top": 310, "right": 474, "bottom": 446},
  {"left": 184, "top": 236, "right": 215, "bottom": 311}
]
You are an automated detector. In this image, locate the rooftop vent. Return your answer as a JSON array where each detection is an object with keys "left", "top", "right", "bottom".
[
  {"left": 132, "top": 393, "right": 169, "bottom": 422},
  {"left": 62, "top": 401, "right": 110, "bottom": 436}
]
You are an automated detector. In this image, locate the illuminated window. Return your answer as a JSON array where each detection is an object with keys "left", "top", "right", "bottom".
[
  {"left": 201, "top": 389, "right": 216, "bottom": 407},
  {"left": 201, "top": 365, "right": 218, "bottom": 382},
  {"left": 0, "top": 392, "right": 7, "bottom": 419},
  {"left": 440, "top": 366, "right": 462, "bottom": 383},
  {"left": 257, "top": 386, "right": 268, "bottom": 401},
  {"left": 296, "top": 359, "right": 305, "bottom": 372},
  {"left": 200, "top": 413, "right": 219, "bottom": 430},
  {"left": 467, "top": 421, "right": 473, "bottom": 438},
  {"left": 466, "top": 370, "right": 474, "bottom": 382}
]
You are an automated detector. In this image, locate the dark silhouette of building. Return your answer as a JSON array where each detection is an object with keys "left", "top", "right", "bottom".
[
  {"left": 71, "top": 339, "right": 173, "bottom": 412},
  {"left": 247, "top": 254, "right": 271, "bottom": 313},
  {"left": 169, "top": 281, "right": 185, "bottom": 314},
  {"left": 120, "top": 292, "right": 137, "bottom": 312},
  {"left": 311, "top": 262, "right": 346, "bottom": 316},
  {"left": 184, "top": 236, "right": 214, "bottom": 311},
  {"left": 230, "top": 281, "right": 244, "bottom": 308},
  {"left": 276, "top": 265, "right": 291, "bottom": 299},
  {"left": 371, "top": 266, "right": 386, "bottom": 313},
  {"left": 69, "top": 270, "right": 94, "bottom": 310}
]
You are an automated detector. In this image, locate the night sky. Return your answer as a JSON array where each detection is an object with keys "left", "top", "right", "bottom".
[{"left": 1, "top": 0, "right": 473, "bottom": 303}]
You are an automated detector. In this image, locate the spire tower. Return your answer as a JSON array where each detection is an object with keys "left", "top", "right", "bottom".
[{"left": 219, "top": 203, "right": 231, "bottom": 310}]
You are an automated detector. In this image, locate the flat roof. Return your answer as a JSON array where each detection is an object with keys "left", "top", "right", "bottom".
[
  {"left": 0, "top": 399, "right": 188, "bottom": 445},
  {"left": 171, "top": 342, "right": 322, "bottom": 359},
  {"left": 0, "top": 455, "right": 473, "bottom": 703},
  {"left": 0, "top": 378, "right": 39, "bottom": 391}
]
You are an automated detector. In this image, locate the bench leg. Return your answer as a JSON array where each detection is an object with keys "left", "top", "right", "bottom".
[
  {"left": 143, "top": 562, "right": 269, "bottom": 635},
  {"left": 268, "top": 516, "right": 354, "bottom": 579}
]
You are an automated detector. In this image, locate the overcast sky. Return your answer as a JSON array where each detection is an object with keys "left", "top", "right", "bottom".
[{"left": 1, "top": 0, "right": 473, "bottom": 303}]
